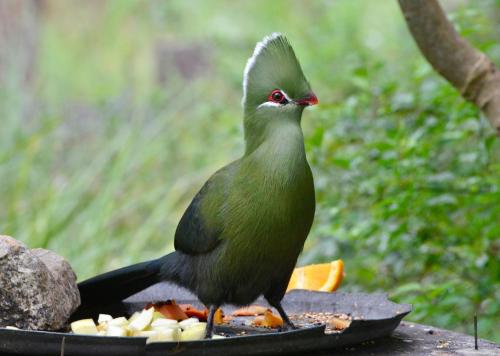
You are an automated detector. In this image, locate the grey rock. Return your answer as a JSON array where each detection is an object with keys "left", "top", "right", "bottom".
[
  {"left": 0, "top": 236, "right": 80, "bottom": 331},
  {"left": 32, "top": 248, "right": 81, "bottom": 323}
]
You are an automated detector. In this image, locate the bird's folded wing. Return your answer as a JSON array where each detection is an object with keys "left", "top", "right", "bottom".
[{"left": 174, "top": 166, "right": 232, "bottom": 255}]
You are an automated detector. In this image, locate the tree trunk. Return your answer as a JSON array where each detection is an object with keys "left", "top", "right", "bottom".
[
  {"left": 398, "top": 0, "right": 500, "bottom": 136},
  {"left": 0, "top": 0, "right": 41, "bottom": 86}
]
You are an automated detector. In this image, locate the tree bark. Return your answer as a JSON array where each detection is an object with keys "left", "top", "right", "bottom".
[
  {"left": 0, "top": 0, "right": 41, "bottom": 86},
  {"left": 398, "top": 0, "right": 500, "bottom": 136}
]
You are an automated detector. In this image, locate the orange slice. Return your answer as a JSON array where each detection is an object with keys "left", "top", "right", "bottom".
[
  {"left": 147, "top": 300, "right": 188, "bottom": 321},
  {"left": 251, "top": 310, "right": 283, "bottom": 328},
  {"left": 286, "top": 259, "right": 344, "bottom": 292},
  {"left": 213, "top": 308, "right": 224, "bottom": 325},
  {"left": 232, "top": 305, "right": 270, "bottom": 317},
  {"left": 179, "top": 304, "right": 207, "bottom": 320}
]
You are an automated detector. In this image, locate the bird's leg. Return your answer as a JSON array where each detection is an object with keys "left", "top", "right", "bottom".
[
  {"left": 204, "top": 305, "right": 218, "bottom": 339},
  {"left": 266, "top": 298, "right": 297, "bottom": 331}
]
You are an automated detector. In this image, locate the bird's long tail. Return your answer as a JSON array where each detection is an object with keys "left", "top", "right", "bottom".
[{"left": 77, "top": 252, "right": 179, "bottom": 308}]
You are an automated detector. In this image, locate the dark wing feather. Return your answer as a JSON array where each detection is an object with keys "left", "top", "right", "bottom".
[{"left": 174, "top": 178, "right": 223, "bottom": 255}]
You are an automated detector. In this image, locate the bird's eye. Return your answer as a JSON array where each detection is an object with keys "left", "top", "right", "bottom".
[{"left": 268, "top": 89, "right": 288, "bottom": 104}]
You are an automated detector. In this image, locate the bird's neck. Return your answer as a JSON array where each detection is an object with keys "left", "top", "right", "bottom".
[
  {"left": 243, "top": 109, "right": 304, "bottom": 156},
  {"left": 243, "top": 117, "right": 308, "bottom": 186}
]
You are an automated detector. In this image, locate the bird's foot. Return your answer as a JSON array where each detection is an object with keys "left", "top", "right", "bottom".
[
  {"left": 204, "top": 330, "right": 213, "bottom": 339},
  {"left": 204, "top": 304, "right": 218, "bottom": 339},
  {"left": 279, "top": 320, "right": 297, "bottom": 332}
]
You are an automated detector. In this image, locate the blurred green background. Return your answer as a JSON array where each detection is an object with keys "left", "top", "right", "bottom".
[{"left": 0, "top": 0, "right": 498, "bottom": 342}]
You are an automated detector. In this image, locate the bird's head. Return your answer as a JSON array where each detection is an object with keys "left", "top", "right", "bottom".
[
  {"left": 242, "top": 33, "right": 317, "bottom": 153},
  {"left": 242, "top": 33, "right": 318, "bottom": 119}
]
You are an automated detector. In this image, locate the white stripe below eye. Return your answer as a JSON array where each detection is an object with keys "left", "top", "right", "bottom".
[
  {"left": 258, "top": 101, "right": 281, "bottom": 108},
  {"left": 281, "top": 90, "right": 292, "bottom": 102}
]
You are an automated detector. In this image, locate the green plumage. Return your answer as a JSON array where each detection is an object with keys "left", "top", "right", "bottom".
[
  {"left": 173, "top": 33, "right": 316, "bottom": 309},
  {"left": 78, "top": 33, "right": 317, "bottom": 337}
]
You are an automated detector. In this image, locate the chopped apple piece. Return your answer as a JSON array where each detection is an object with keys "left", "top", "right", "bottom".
[
  {"left": 128, "top": 307, "right": 154, "bottom": 331},
  {"left": 106, "top": 325, "right": 127, "bottom": 337},
  {"left": 97, "top": 314, "right": 113, "bottom": 324},
  {"left": 180, "top": 323, "right": 206, "bottom": 341},
  {"left": 178, "top": 318, "right": 200, "bottom": 330},
  {"left": 5, "top": 326, "right": 20, "bottom": 330},
  {"left": 146, "top": 328, "right": 180, "bottom": 343},
  {"left": 212, "top": 334, "right": 225, "bottom": 339},
  {"left": 131, "top": 330, "right": 157, "bottom": 338},
  {"left": 151, "top": 318, "right": 178, "bottom": 329},
  {"left": 70, "top": 300, "right": 222, "bottom": 340},
  {"left": 108, "top": 317, "right": 128, "bottom": 327},
  {"left": 127, "top": 312, "right": 140, "bottom": 324},
  {"left": 152, "top": 311, "right": 166, "bottom": 320},
  {"left": 71, "top": 319, "right": 99, "bottom": 335}
]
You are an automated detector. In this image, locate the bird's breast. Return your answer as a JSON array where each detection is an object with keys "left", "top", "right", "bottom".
[{"left": 219, "top": 157, "right": 315, "bottom": 269}]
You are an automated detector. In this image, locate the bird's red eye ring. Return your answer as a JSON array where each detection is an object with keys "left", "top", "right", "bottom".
[{"left": 268, "top": 89, "right": 286, "bottom": 104}]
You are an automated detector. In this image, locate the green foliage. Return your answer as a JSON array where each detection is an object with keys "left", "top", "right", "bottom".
[
  {"left": 303, "top": 65, "right": 499, "bottom": 341},
  {"left": 0, "top": 0, "right": 498, "bottom": 342}
]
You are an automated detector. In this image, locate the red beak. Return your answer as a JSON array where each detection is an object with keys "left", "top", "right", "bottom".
[{"left": 296, "top": 93, "right": 319, "bottom": 106}]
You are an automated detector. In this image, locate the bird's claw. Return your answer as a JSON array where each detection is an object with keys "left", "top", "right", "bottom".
[{"left": 279, "top": 321, "right": 297, "bottom": 332}]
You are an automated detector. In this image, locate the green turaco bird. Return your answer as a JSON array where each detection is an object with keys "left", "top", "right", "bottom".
[{"left": 78, "top": 33, "right": 318, "bottom": 338}]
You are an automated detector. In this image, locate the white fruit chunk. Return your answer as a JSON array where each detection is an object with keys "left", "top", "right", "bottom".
[
  {"left": 108, "top": 317, "right": 128, "bottom": 327},
  {"left": 212, "top": 334, "right": 225, "bottom": 339},
  {"left": 151, "top": 318, "right": 179, "bottom": 329},
  {"left": 128, "top": 307, "right": 154, "bottom": 331},
  {"left": 178, "top": 318, "right": 200, "bottom": 330},
  {"left": 98, "top": 314, "right": 113, "bottom": 324},
  {"left": 106, "top": 325, "right": 127, "bottom": 337},
  {"left": 180, "top": 323, "right": 206, "bottom": 341},
  {"left": 71, "top": 319, "right": 99, "bottom": 335},
  {"left": 146, "top": 328, "right": 180, "bottom": 343},
  {"left": 152, "top": 311, "right": 166, "bottom": 320},
  {"left": 128, "top": 311, "right": 140, "bottom": 324},
  {"left": 131, "top": 330, "right": 157, "bottom": 337}
]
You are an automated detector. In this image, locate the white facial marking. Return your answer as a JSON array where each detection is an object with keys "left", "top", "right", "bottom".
[
  {"left": 257, "top": 101, "right": 281, "bottom": 108},
  {"left": 242, "top": 32, "right": 282, "bottom": 106},
  {"left": 280, "top": 90, "right": 292, "bottom": 102}
]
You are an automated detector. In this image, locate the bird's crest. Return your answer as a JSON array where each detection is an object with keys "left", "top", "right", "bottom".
[{"left": 242, "top": 33, "right": 310, "bottom": 108}]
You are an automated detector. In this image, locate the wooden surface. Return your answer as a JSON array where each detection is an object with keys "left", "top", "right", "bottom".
[{"left": 314, "top": 321, "right": 499, "bottom": 355}]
